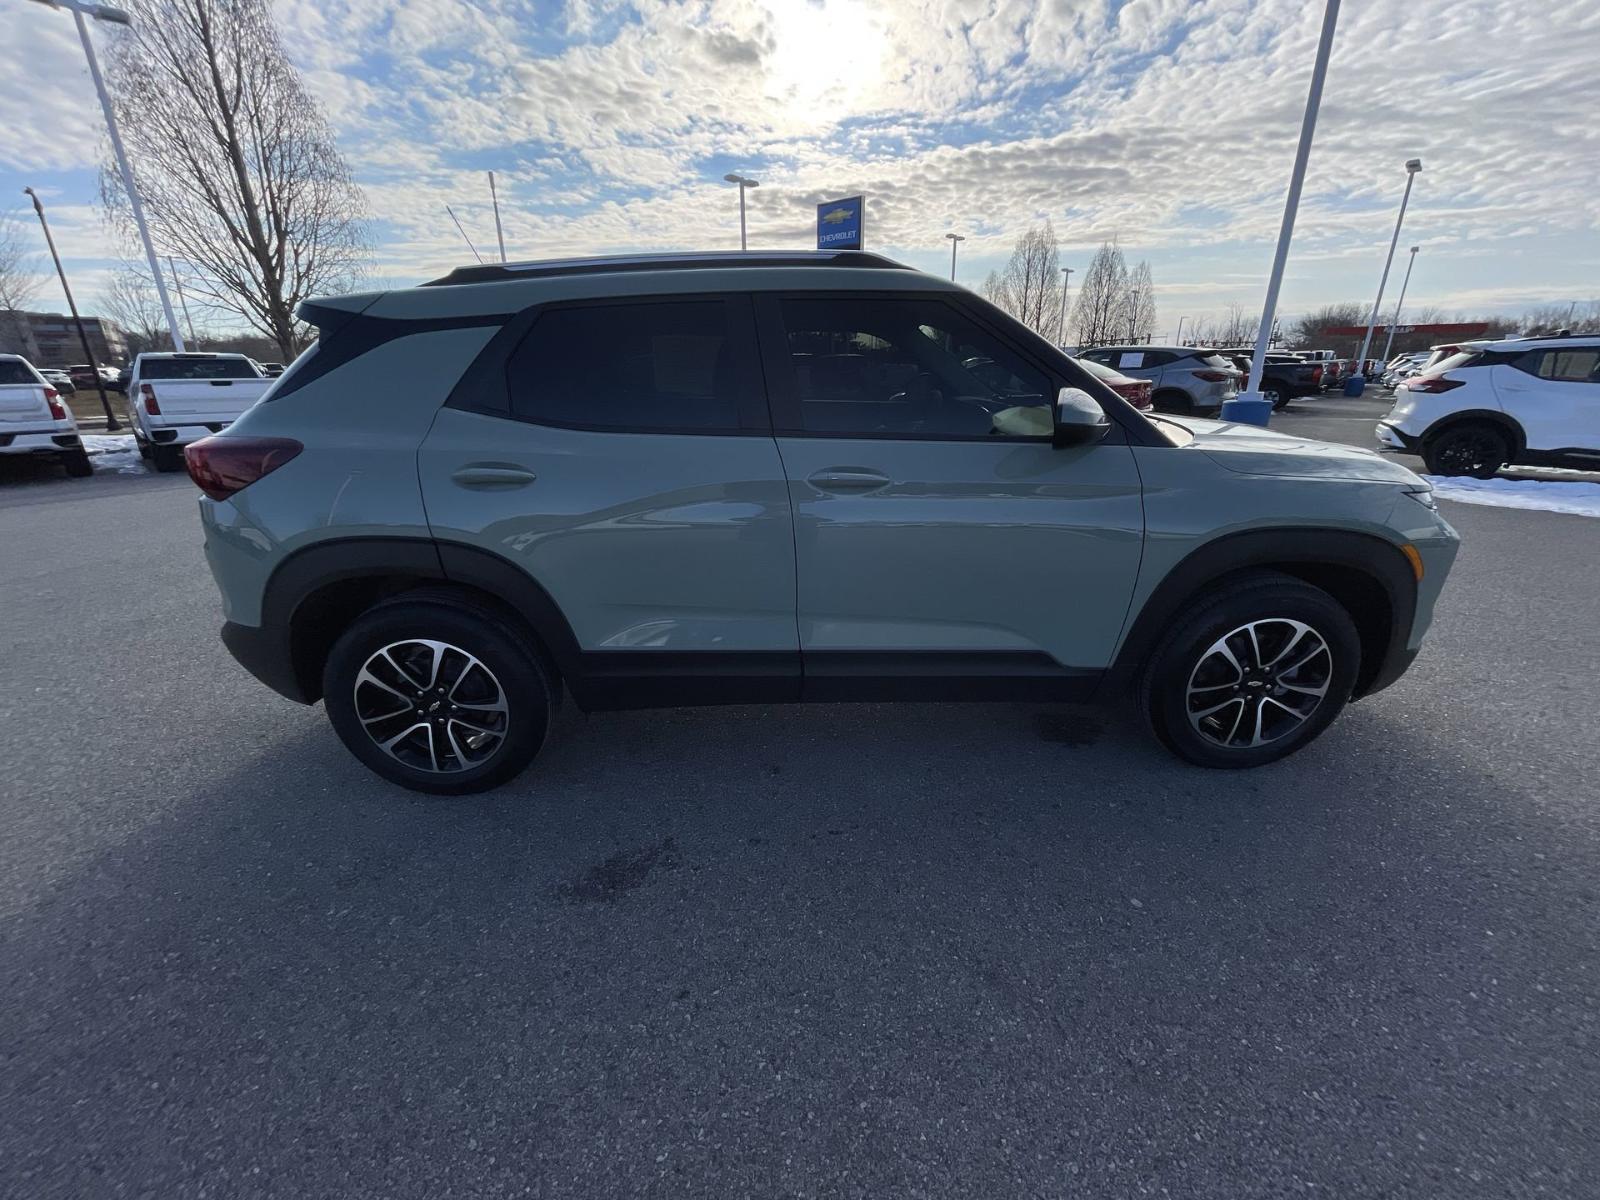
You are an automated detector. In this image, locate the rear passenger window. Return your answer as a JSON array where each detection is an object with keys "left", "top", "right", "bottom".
[
  {"left": 0, "top": 361, "right": 39, "bottom": 385},
  {"left": 505, "top": 299, "right": 759, "bottom": 432},
  {"left": 1520, "top": 348, "right": 1600, "bottom": 382}
]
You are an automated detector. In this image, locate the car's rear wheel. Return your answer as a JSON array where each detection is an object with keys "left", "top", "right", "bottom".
[
  {"left": 62, "top": 448, "right": 94, "bottom": 477},
  {"left": 1152, "top": 389, "right": 1190, "bottom": 414},
  {"left": 1422, "top": 422, "right": 1507, "bottom": 478},
  {"left": 151, "top": 443, "right": 185, "bottom": 473},
  {"left": 323, "top": 598, "right": 553, "bottom": 794},
  {"left": 1140, "top": 573, "right": 1360, "bottom": 769},
  {"left": 1261, "top": 385, "right": 1287, "bottom": 410}
]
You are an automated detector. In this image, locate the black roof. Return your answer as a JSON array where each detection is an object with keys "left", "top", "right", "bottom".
[{"left": 423, "top": 249, "right": 909, "bottom": 287}]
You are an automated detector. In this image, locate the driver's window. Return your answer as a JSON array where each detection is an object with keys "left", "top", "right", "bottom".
[{"left": 778, "top": 297, "right": 1052, "bottom": 438}]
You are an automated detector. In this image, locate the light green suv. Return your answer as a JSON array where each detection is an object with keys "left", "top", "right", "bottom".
[{"left": 185, "top": 251, "right": 1459, "bottom": 794}]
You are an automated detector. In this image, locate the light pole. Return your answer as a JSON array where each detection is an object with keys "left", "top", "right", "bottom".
[
  {"left": 723, "top": 174, "right": 759, "bottom": 251},
  {"left": 1356, "top": 158, "right": 1423, "bottom": 381},
  {"left": 488, "top": 171, "right": 507, "bottom": 263},
  {"left": 1380, "top": 245, "right": 1420, "bottom": 363},
  {"left": 1174, "top": 315, "right": 1186, "bottom": 346},
  {"left": 26, "top": 0, "right": 185, "bottom": 352},
  {"left": 24, "top": 187, "right": 118, "bottom": 429},
  {"left": 1240, "top": 0, "right": 1341, "bottom": 420},
  {"left": 1056, "top": 267, "right": 1074, "bottom": 345},
  {"left": 944, "top": 232, "right": 965, "bottom": 280},
  {"left": 167, "top": 257, "right": 197, "bottom": 346}
]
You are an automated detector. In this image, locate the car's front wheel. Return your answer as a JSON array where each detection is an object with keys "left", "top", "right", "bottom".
[
  {"left": 1140, "top": 573, "right": 1361, "bottom": 769},
  {"left": 323, "top": 597, "right": 554, "bottom": 794}
]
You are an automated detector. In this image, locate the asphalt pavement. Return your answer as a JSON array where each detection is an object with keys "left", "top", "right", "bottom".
[{"left": 2, "top": 401, "right": 1597, "bottom": 1198}]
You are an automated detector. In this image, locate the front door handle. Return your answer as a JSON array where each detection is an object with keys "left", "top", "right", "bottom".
[
  {"left": 807, "top": 468, "right": 890, "bottom": 493},
  {"left": 451, "top": 464, "right": 537, "bottom": 489}
]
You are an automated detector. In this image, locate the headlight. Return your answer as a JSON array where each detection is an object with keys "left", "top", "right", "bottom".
[{"left": 1403, "top": 486, "right": 1437, "bottom": 510}]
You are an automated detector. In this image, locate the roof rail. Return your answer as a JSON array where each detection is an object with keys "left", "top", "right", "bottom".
[{"left": 423, "top": 249, "right": 910, "bottom": 287}]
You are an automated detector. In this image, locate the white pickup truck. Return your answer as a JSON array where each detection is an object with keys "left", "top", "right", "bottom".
[
  {"left": 0, "top": 353, "right": 92, "bottom": 477},
  {"left": 129, "top": 352, "right": 273, "bottom": 472}
]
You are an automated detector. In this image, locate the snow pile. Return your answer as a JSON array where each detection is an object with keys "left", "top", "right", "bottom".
[
  {"left": 80, "top": 433, "right": 146, "bottom": 475},
  {"left": 1423, "top": 475, "right": 1600, "bottom": 518}
]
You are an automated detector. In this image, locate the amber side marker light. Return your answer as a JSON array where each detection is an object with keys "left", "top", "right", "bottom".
[{"left": 1400, "top": 543, "right": 1425, "bottom": 582}]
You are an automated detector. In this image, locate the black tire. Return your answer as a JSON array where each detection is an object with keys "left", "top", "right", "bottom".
[
  {"left": 1260, "top": 385, "right": 1287, "bottom": 410},
  {"left": 151, "top": 443, "right": 184, "bottom": 473},
  {"left": 135, "top": 435, "right": 152, "bottom": 461},
  {"left": 1422, "top": 422, "right": 1507, "bottom": 479},
  {"left": 62, "top": 448, "right": 94, "bottom": 477},
  {"left": 322, "top": 598, "right": 554, "bottom": 795},
  {"left": 1152, "top": 389, "right": 1190, "bottom": 414},
  {"left": 1138, "top": 572, "right": 1361, "bottom": 769}
]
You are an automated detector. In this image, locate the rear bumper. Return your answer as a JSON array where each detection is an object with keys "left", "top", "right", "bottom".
[
  {"left": 0, "top": 430, "right": 81, "bottom": 454},
  {"left": 1376, "top": 421, "right": 1422, "bottom": 453},
  {"left": 143, "top": 421, "right": 235, "bottom": 446},
  {"left": 220, "top": 620, "right": 313, "bottom": 704}
]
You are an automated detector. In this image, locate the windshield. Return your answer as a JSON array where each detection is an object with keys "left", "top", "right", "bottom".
[{"left": 140, "top": 357, "right": 261, "bottom": 380}]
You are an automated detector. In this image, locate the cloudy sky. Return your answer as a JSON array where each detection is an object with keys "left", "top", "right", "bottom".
[{"left": 1, "top": 0, "right": 1596, "bottom": 336}]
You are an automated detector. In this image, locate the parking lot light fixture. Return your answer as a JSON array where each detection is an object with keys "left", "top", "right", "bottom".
[
  {"left": 1057, "top": 267, "right": 1074, "bottom": 345},
  {"left": 24, "top": 187, "right": 119, "bottom": 429},
  {"left": 1381, "top": 246, "right": 1421, "bottom": 363},
  {"left": 944, "top": 232, "right": 965, "bottom": 280},
  {"left": 1240, "top": 0, "right": 1341, "bottom": 419},
  {"left": 723, "top": 174, "right": 759, "bottom": 251},
  {"left": 1357, "top": 158, "right": 1423, "bottom": 381},
  {"left": 25, "top": 0, "right": 185, "bottom": 352}
]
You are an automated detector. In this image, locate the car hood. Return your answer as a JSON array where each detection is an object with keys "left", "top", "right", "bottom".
[{"left": 1178, "top": 417, "right": 1425, "bottom": 485}]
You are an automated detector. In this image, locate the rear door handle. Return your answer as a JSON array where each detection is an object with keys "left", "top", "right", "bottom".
[
  {"left": 806, "top": 468, "right": 890, "bottom": 492},
  {"left": 451, "top": 464, "right": 537, "bottom": 489}
]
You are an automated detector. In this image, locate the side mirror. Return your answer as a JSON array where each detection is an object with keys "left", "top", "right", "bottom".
[{"left": 1053, "top": 387, "right": 1111, "bottom": 447}]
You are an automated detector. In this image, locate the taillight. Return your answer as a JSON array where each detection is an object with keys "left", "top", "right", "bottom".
[
  {"left": 44, "top": 387, "right": 68, "bottom": 420},
  {"left": 1194, "top": 370, "right": 1231, "bottom": 382},
  {"left": 140, "top": 382, "right": 161, "bottom": 415},
  {"left": 184, "top": 436, "right": 302, "bottom": 501},
  {"left": 1405, "top": 376, "right": 1465, "bottom": 394},
  {"left": 1310, "top": 366, "right": 1323, "bottom": 384}
]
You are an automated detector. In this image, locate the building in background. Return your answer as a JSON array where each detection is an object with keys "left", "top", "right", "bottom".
[{"left": 0, "top": 310, "right": 127, "bottom": 368}]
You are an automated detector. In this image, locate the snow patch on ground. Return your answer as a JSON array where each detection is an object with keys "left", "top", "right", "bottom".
[
  {"left": 1424, "top": 475, "right": 1600, "bottom": 518},
  {"left": 80, "top": 433, "right": 147, "bottom": 475}
]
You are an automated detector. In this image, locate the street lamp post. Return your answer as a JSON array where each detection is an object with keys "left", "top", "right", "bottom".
[
  {"left": 1240, "top": 0, "right": 1342, "bottom": 420},
  {"left": 24, "top": 187, "right": 118, "bottom": 429},
  {"left": 1380, "top": 245, "right": 1420, "bottom": 363},
  {"left": 1056, "top": 267, "right": 1074, "bottom": 345},
  {"left": 168, "top": 256, "right": 198, "bottom": 346},
  {"left": 944, "top": 232, "right": 965, "bottom": 280},
  {"left": 26, "top": 0, "right": 185, "bottom": 352},
  {"left": 1174, "top": 315, "right": 1186, "bottom": 346},
  {"left": 1356, "top": 158, "right": 1423, "bottom": 381},
  {"left": 723, "top": 174, "right": 759, "bottom": 251}
]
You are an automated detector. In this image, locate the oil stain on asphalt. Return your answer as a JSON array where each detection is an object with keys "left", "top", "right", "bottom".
[{"left": 559, "top": 836, "right": 679, "bottom": 903}]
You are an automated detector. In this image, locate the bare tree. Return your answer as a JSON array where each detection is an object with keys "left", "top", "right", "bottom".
[
  {"left": 0, "top": 207, "right": 42, "bottom": 314},
  {"left": 103, "top": 265, "right": 177, "bottom": 357},
  {"left": 986, "top": 222, "right": 1063, "bottom": 337},
  {"left": 1284, "top": 302, "right": 1365, "bottom": 349},
  {"left": 1119, "top": 260, "right": 1157, "bottom": 343},
  {"left": 101, "top": 0, "right": 368, "bottom": 358},
  {"left": 1072, "top": 243, "right": 1127, "bottom": 347}
]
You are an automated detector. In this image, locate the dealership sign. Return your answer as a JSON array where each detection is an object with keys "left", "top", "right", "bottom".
[{"left": 817, "top": 196, "right": 864, "bottom": 250}]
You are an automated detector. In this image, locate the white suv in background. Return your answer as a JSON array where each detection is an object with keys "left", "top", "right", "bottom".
[{"left": 1377, "top": 335, "right": 1600, "bottom": 477}]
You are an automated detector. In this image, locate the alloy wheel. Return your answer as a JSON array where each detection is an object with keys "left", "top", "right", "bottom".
[
  {"left": 1185, "top": 619, "right": 1332, "bottom": 749},
  {"left": 353, "top": 639, "right": 509, "bottom": 773}
]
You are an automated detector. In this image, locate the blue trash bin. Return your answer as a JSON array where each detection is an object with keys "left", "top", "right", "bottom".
[
  {"left": 1344, "top": 374, "right": 1366, "bottom": 397},
  {"left": 1219, "top": 395, "right": 1273, "bottom": 427}
]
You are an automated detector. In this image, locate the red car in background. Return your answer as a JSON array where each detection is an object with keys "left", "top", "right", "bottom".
[{"left": 1075, "top": 355, "right": 1154, "bottom": 411}]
